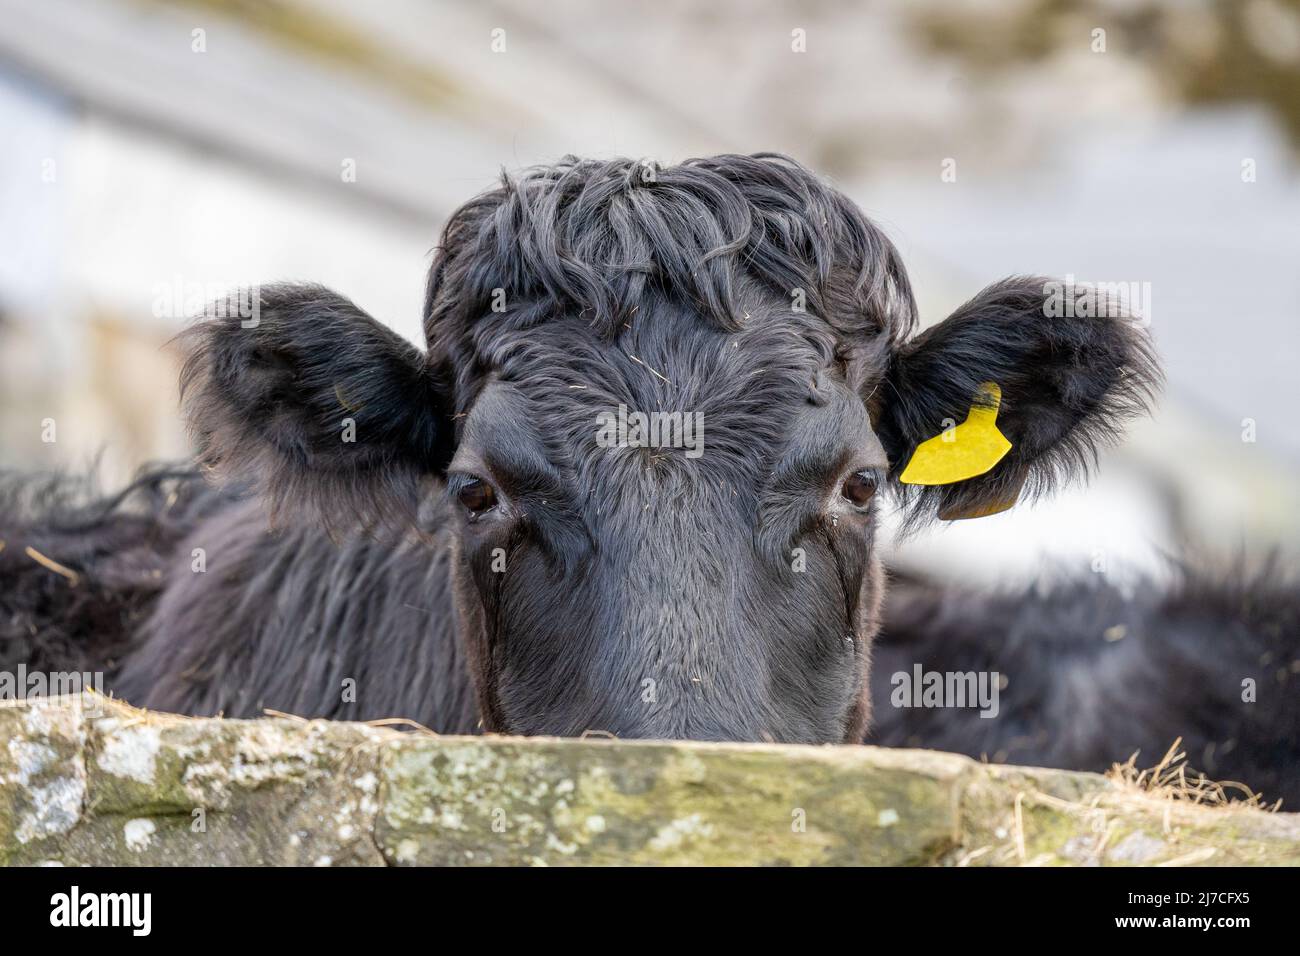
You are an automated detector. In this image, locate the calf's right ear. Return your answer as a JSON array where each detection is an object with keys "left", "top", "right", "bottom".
[
  {"left": 874, "top": 276, "right": 1160, "bottom": 527},
  {"left": 179, "top": 283, "right": 455, "bottom": 535}
]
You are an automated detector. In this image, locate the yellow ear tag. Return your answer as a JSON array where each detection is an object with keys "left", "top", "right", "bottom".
[
  {"left": 899, "top": 382, "right": 1012, "bottom": 486},
  {"left": 937, "top": 474, "right": 1025, "bottom": 521}
]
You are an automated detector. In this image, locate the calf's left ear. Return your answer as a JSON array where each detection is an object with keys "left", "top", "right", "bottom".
[
  {"left": 874, "top": 276, "right": 1161, "bottom": 525},
  {"left": 179, "top": 283, "right": 456, "bottom": 536}
]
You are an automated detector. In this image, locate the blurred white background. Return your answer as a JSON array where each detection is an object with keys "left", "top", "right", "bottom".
[{"left": 1, "top": 0, "right": 1297, "bottom": 585}]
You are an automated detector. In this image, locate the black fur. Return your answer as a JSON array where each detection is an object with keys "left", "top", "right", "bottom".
[
  {"left": 114, "top": 494, "right": 477, "bottom": 729},
  {"left": 0, "top": 468, "right": 220, "bottom": 677},
  {"left": 3, "top": 153, "right": 1290, "bottom": 800},
  {"left": 870, "top": 563, "right": 1300, "bottom": 803}
]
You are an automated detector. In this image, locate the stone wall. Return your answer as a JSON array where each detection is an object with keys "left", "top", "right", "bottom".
[{"left": 2, "top": 695, "right": 1296, "bottom": 866}]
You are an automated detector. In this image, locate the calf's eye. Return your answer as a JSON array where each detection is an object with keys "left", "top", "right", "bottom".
[
  {"left": 841, "top": 470, "right": 879, "bottom": 507},
  {"left": 456, "top": 477, "right": 497, "bottom": 516}
]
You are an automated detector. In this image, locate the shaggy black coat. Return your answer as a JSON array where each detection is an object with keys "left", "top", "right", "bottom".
[{"left": 870, "top": 567, "right": 1300, "bottom": 804}]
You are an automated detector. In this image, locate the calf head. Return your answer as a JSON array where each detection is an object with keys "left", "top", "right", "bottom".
[{"left": 182, "top": 154, "right": 1158, "bottom": 742}]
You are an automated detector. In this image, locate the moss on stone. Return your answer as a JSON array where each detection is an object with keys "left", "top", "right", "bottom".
[{"left": 2, "top": 695, "right": 1296, "bottom": 866}]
